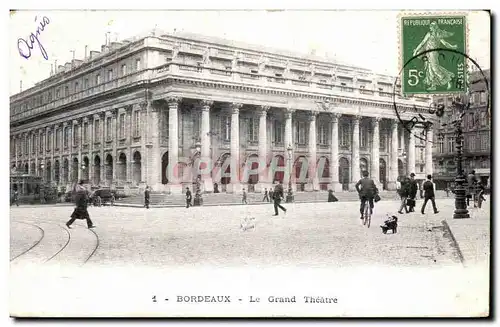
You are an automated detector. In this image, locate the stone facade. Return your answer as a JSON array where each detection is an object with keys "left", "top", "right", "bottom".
[{"left": 10, "top": 31, "right": 433, "bottom": 194}]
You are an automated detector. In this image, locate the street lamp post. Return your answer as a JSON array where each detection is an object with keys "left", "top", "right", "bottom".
[
  {"left": 450, "top": 98, "right": 470, "bottom": 219},
  {"left": 285, "top": 144, "right": 294, "bottom": 203},
  {"left": 193, "top": 141, "right": 203, "bottom": 206}
]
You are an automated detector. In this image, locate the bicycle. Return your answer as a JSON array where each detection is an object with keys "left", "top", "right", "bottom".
[{"left": 361, "top": 200, "right": 371, "bottom": 228}]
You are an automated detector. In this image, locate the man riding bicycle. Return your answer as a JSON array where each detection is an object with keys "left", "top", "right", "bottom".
[{"left": 355, "top": 170, "right": 379, "bottom": 220}]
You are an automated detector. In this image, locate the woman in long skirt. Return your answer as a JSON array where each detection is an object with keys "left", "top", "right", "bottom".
[{"left": 66, "top": 180, "right": 95, "bottom": 229}]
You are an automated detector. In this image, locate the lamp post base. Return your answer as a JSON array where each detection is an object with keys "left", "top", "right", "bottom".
[{"left": 453, "top": 210, "right": 470, "bottom": 219}]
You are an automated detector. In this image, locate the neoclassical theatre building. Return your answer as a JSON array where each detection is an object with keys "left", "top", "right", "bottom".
[{"left": 10, "top": 30, "right": 434, "bottom": 194}]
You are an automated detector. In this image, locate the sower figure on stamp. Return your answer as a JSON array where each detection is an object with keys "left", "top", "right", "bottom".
[
  {"left": 66, "top": 180, "right": 95, "bottom": 229},
  {"left": 272, "top": 181, "right": 287, "bottom": 216},
  {"left": 407, "top": 173, "right": 418, "bottom": 212},
  {"left": 144, "top": 186, "right": 150, "bottom": 209},
  {"left": 185, "top": 187, "right": 192, "bottom": 208},
  {"left": 421, "top": 175, "right": 439, "bottom": 214}
]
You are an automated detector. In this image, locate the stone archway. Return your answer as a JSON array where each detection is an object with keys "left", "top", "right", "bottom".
[
  {"left": 118, "top": 153, "right": 127, "bottom": 182},
  {"left": 271, "top": 155, "right": 285, "bottom": 183},
  {"left": 379, "top": 158, "right": 387, "bottom": 190},
  {"left": 94, "top": 155, "right": 101, "bottom": 185},
  {"left": 105, "top": 154, "right": 113, "bottom": 185},
  {"left": 54, "top": 160, "right": 60, "bottom": 184},
  {"left": 133, "top": 151, "right": 141, "bottom": 185},
  {"left": 62, "top": 159, "right": 69, "bottom": 184},
  {"left": 294, "top": 156, "right": 308, "bottom": 191},
  {"left": 219, "top": 153, "right": 231, "bottom": 190},
  {"left": 30, "top": 162, "right": 35, "bottom": 177},
  {"left": 24, "top": 163, "right": 29, "bottom": 174},
  {"left": 246, "top": 154, "right": 259, "bottom": 188},
  {"left": 161, "top": 151, "right": 169, "bottom": 184},
  {"left": 71, "top": 158, "right": 79, "bottom": 183},
  {"left": 318, "top": 156, "right": 330, "bottom": 191},
  {"left": 82, "top": 156, "right": 90, "bottom": 182},
  {"left": 360, "top": 158, "right": 369, "bottom": 176},
  {"left": 339, "top": 157, "right": 350, "bottom": 191}
]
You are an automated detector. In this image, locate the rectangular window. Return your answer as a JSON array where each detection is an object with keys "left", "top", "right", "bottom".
[
  {"left": 55, "top": 128, "right": 60, "bottom": 149},
  {"left": 108, "top": 69, "right": 113, "bottom": 81},
  {"left": 121, "top": 64, "right": 127, "bottom": 76},
  {"left": 32, "top": 135, "right": 36, "bottom": 153},
  {"left": 96, "top": 74, "right": 101, "bottom": 85},
  {"left": 360, "top": 125, "right": 367, "bottom": 148},
  {"left": 380, "top": 133, "right": 386, "bottom": 151},
  {"left": 340, "top": 123, "right": 350, "bottom": 147},
  {"left": 56, "top": 88, "right": 60, "bottom": 99},
  {"left": 83, "top": 122, "right": 89, "bottom": 144},
  {"left": 24, "top": 137, "right": 28, "bottom": 154},
  {"left": 247, "top": 118, "right": 258, "bottom": 142},
  {"left": 133, "top": 111, "right": 140, "bottom": 137},
  {"left": 318, "top": 124, "right": 328, "bottom": 145},
  {"left": 273, "top": 120, "right": 283, "bottom": 144},
  {"left": 480, "top": 91, "right": 487, "bottom": 104},
  {"left": 64, "top": 86, "right": 69, "bottom": 97},
  {"left": 74, "top": 82, "right": 79, "bottom": 93},
  {"left": 94, "top": 120, "right": 100, "bottom": 143},
  {"left": 298, "top": 122, "right": 306, "bottom": 144},
  {"left": 106, "top": 117, "right": 112, "bottom": 140},
  {"left": 73, "top": 125, "right": 79, "bottom": 146},
  {"left": 39, "top": 133, "right": 44, "bottom": 152},
  {"left": 136, "top": 58, "right": 141, "bottom": 71},
  {"left": 47, "top": 131, "right": 52, "bottom": 150},
  {"left": 119, "top": 113, "right": 125, "bottom": 139},
  {"left": 48, "top": 92, "right": 52, "bottom": 102},
  {"left": 64, "top": 127, "right": 69, "bottom": 148},
  {"left": 84, "top": 78, "right": 89, "bottom": 89}
]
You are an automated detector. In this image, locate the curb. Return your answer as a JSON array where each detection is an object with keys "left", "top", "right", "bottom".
[{"left": 441, "top": 219, "right": 466, "bottom": 266}]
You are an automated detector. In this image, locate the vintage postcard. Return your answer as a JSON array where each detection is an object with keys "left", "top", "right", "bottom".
[{"left": 8, "top": 9, "right": 491, "bottom": 318}]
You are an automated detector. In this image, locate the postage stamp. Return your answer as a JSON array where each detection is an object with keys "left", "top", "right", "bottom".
[{"left": 400, "top": 14, "right": 467, "bottom": 95}]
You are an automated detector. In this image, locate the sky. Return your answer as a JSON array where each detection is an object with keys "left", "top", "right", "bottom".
[{"left": 9, "top": 10, "right": 490, "bottom": 96}]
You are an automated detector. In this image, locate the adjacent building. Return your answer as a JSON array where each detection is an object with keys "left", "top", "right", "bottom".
[
  {"left": 432, "top": 69, "right": 491, "bottom": 189},
  {"left": 10, "top": 30, "right": 433, "bottom": 194}
]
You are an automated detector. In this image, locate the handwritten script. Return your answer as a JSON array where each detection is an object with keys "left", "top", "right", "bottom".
[{"left": 17, "top": 16, "right": 50, "bottom": 60}]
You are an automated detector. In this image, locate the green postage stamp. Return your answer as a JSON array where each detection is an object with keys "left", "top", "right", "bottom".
[{"left": 400, "top": 14, "right": 467, "bottom": 95}]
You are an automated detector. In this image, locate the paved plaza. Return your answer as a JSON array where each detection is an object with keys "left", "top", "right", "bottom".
[{"left": 10, "top": 199, "right": 478, "bottom": 270}]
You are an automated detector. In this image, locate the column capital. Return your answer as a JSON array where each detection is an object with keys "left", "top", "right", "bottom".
[
  {"left": 166, "top": 96, "right": 182, "bottom": 106},
  {"left": 352, "top": 115, "right": 362, "bottom": 123},
  {"left": 139, "top": 102, "right": 148, "bottom": 111},
  {"left": 230, "top": 102, "right": 242, "bottom": 114},
  {"left": 329, "top": 112, "right": 342, "bottom": 123},
  {"left": 284, "top": 107, "right": 295, "bottom": 119},
  {"left": 391, "top": 119, "right": 399, "bottom": 128},
  {"left": 258, "top": 105, "right": 270, "bottom": 113},
  {"left": 200, "top": 99, "right": 214, "bottom": 109},
  {"left": 83, "top": 117, "right": 89, "bottom": 123},
  {"left": 63, "top": 121, "right": 69, "bottom": 127},
  {"left": 307, "top": 110, "right": 319, "bottom": 121},
  {"left": 125, "top": 105, "right": 133, "bottom": 113},
  {"left": 371, "top": 116, "right": 382, "bottom": 127},
  {"left": 109, "top": 108, "right": 118, "bottom": 118}
]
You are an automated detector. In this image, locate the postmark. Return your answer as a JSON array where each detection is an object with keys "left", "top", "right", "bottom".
[{"left": 400, "top": 14, "right": 467, "bottom": 95}]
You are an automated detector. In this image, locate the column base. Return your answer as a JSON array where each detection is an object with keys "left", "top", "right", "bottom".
[
  {"left": 166, "top": 184, "right": 183, "bottom": 194},
  {"left": 387, "top": 181, "right": 397, "bottom": 191},
  {"left": 202, "top": 178, "right": 214, "bottom": 193},
  {"left": 227, "top": 183, "right": 243, "bottom": 194},
  {"left": 255, "top": 183, "right": 271, "bottom": 193},
  {"left": 453, "top": 209, "right": 470, "bottom": 219},
  {"left": 330, "top": 182, "right": 343, "bottom": 193}
]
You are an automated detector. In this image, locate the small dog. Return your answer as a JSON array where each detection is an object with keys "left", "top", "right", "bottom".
[
  {"left": 240, "top": 217, "right": 257, "bottom": 232},
  {"left": 380, "top": 215, "right": 398, "bottom": 234}
]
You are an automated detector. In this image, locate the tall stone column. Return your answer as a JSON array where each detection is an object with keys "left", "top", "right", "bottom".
[
  {"left": 407, "top": 128, "right": 416, "bottom": 176},
  {"left": 200, "top": 100, "right": 214, "bottom": 193},
  {"left": 89, "top": 117, "right": 94, "bottom": 185},
  {"left": 388, "top": 120, "right": 399, "bottom": 190},
  {"left": 139, "top": 103, "right": 147, "bottom": 186},
  {"left": 111, "top": 110, "right": 117, "bottom": 185},
  {"left": 256, "top": 105, "right": 270, "bottom": 192},
  {"left": 371, "top": 117, "right": 381, "bottom": 189},
  {"left": 425, "top": 127, "right": 433, "bottom": 176},
  {"left": 306, "top": 111, "right": 319, "bottom": 191},
  {"left": 330, "top": 113, "right": 342, "bottom": 192},
  {"left": 51, "top": 125, "right": 56, "bottom": 184},
  {"left": 228, "top": 103, "right": 243, "bottom": 193},
  {"left": 283, "top": 108, "right": 294, "bottom": 187},
  {"left": 349, "top": 115, "right": 361, "bottom": 191},
  {"left": 166, "top": 97, "right": 182, "bottom": 193},
  {"left": 27, "top": 133, "right": 31, "bottom": 174},
  {"left": 99, "top": 113, "right": 106, "bottom": 186}
]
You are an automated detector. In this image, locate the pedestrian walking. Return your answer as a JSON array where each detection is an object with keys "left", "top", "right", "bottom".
[
  {"left": 327, "top": 189, "right": 338, "bottom": 202},
  {"left": 269, "top": 188, "right": 274, "bottom": 203},
  {"left": 185, "top": 187, "right": 192, "bottom": 208},
  {"left": 421, "top": 175, "right": 439, "bottom": 214},
  {"left": 397, "top": 177, "right": 410, "bottom": 214},
  {"left": 407, "top": 173, "right": 418, "bottom": 212},
  {"left": 445, "top": 187, "right": 450, "bottom": 197},
  {"left": 66, "top": 180, "right": 95, "bottom": 229},
  {"left": 11, "top": 189, "right": 19, "bottom": 206},
  {"left": 242, "top": 188, "right": 248, "bottom": 204},
  {"left": 477, "top": 184, "right": 486, "bottom": 209},
  {"left": 467, "top": 170, "right": 477, "bottom": 207},
  {"left": 144, "top": 186, "right": 150, "bottom": 209},
  {"left": 262, "top": 188, "right": 270, "bottom": 202},
  {"left": 272, "top": 181, "right": 287, "bottom": 216}
]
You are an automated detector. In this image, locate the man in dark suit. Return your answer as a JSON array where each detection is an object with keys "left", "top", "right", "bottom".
[
  {"left": 355, "top": 170, "right": 379, "bottom": 219},
  {"left": 272, "top": 181, "right": 287, "bottom": 216},
  {"left": 421, "top": 175, "right": 439, "bottom": 214},
  {"left": 407, "top": 173, "right": 418, "bottom": 212},
  {"left": 185, "top": 187, "right": 192, "bottom": 208},
  {"left": 144, "top": 186, "right": 150, "bottom": 209}
]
